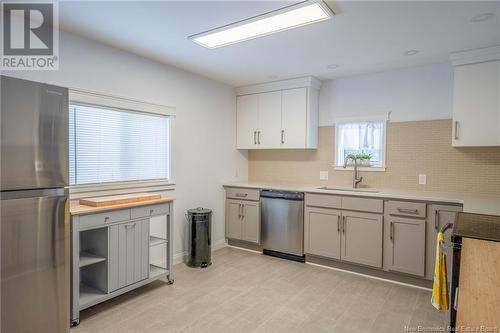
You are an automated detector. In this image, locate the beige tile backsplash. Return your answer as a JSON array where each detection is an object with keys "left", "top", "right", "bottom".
[{"left": 248, "top": 119, "right": 500, "bottom": 199}]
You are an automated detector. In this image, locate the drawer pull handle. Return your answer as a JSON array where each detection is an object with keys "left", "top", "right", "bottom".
[
  {"left": 104, "top": 217, "right": 110, "bottom": 222},
  {"left": 150, "top": 209, "right": 154, "bottom": 215},
  {"left": 235, "top": 193, "right": 248, "bottom": 198},
  {"left": 125, "top": 223, "right": 136, "bottom": 229},
  {"left": 397, "top": 208, "right": 419, "bottom": 214}
]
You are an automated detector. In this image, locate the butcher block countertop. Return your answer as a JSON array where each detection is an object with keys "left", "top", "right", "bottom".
[
  {"left": 70, "top": 194, "right": 175, "bottom": 215},
  {"left": 456, "top": 238, "right": 500, "bottom": 331}
]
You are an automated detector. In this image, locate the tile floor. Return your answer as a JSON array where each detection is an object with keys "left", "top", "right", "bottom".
[{"left": 72, "top": 247, "right": 447, "bottom": 333}]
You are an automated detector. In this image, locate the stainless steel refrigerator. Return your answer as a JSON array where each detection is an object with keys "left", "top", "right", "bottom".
[{"left": 1, "top": 75, "right": 69, "bottom": 333}]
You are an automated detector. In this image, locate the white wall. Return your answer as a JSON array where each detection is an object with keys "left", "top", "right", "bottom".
[
  {"left": 3, "top": 31, "right": 248, "bottom": 261},
  {"left": 319, "top": 62, "right": 453, "bottom": 125}
]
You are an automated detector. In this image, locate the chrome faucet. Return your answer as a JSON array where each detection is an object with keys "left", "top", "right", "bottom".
[{"left": 343, "top": 154, "right": 363, "bottom": 188}]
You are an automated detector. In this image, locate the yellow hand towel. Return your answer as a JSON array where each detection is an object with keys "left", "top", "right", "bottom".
[{"left": 431, "top": 232, "right": 449, "bottom": 310}]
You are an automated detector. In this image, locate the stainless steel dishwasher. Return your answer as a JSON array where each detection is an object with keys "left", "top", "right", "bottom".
[{"left": 261, "top": 190, "right": 305, "bottom": 262}]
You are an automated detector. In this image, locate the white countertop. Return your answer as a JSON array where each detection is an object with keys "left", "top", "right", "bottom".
[{"left": 223, "top": 181, "right": 500, "bottom": 216}]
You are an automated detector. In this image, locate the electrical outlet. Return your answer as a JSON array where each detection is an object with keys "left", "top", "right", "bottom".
[
  {"left": 320, "top": 171, "right": 329, "bottom": 180},
  {"left": 419, "top": 174, "right": 427, "bottom": 185}
]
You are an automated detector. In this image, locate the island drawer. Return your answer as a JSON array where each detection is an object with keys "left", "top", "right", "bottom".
[
  {"left": 226, "top": 187, "right": 260, "bottom": 201},
  {"left": 79, "top": 209, "right": 131, "bottom": 230},
  {"left": 387, "top": 201, "right": 426, "bottom": 218},
  {"left": 131, "top": 203, "right": 170, "bottom": 219},
  {"left": 305, "top": 194, "right": 342, "bottom": 209}
]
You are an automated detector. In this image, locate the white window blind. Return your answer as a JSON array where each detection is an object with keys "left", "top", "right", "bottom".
[
  {"left": 69, "top": 104, "right": 170, "bottom": 185},
  {"left": 335, "top": 121, "right": 385, "bottom": 168}
]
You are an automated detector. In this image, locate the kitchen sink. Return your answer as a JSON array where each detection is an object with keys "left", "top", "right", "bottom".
[{"left": 316, "top": 186, "right": 380, "bottom": 193}]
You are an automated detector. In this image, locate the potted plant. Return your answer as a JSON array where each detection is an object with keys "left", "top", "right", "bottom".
[{"left": 355, "top": 153, "right": 373, "bottom": 167}]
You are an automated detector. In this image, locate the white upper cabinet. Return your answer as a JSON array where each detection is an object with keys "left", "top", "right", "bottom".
[
  {"left": 236, "top": 77, "right": 320, "bottom": 150},
  {"left": 236, "top": 94, "right": 259, "bottom": 149},
  {"left": 451, "top": 46, "right": 500, "bottom": 147},
  {"left": 281, "top": 88, "right": 307, "bottom": 148},
  {"left": 258, "top": 91, "right": 282, "bottom": 148}
]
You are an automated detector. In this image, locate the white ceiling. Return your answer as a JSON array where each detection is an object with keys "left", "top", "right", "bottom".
[{"left": 59, "top": 1, "right": 500, "bottom": 86}]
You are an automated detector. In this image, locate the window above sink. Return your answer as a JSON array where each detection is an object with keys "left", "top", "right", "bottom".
[{"left": 334, "top": 115, "right": 388, "bottom": 171}]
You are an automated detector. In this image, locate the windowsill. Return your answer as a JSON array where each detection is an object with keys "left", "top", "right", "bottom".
[
  {"left": 333, "top": 166, "right": 386, "bottom": 172},
  {"left": 69, "top": 180, "right": 175, "bottom": 199}
]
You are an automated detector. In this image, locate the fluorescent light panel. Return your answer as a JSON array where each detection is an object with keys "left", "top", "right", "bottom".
[{"left": 190, "top": 1, "right": 334, "bottom": 49}]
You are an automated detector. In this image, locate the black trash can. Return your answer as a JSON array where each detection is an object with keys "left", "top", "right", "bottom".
[{"left": 186, "top": 207, "right": 212, "bottom": 268}]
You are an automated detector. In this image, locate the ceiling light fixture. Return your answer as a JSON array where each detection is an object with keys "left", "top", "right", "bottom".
[
  {"left": 326, "top": 64, "right": 339, "bottom": 69},
  {"left": 404, "top": 50, "right": 419, "bottom": 56},
  {"left": 189, "top": 1, "right": 334, "bottom": 49},
  {"left": 470, "top": 13, "right": 495, "bottom": 23}
]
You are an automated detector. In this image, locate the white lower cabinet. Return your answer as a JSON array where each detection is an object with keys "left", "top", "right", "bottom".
[
  {"left": 386, "top": 217, "right": 426, "bottom": 276},
  {"left": 304, "top": 207, "right": 341, "bottom": 259},
  {"left": 341, "top": 211, "right": 383, "bottom": 268},
  {"left": 109, "top": 219, "right": 149, "bottom": 292},
  {"left": 225, "top": 198, "right": 260, "bottom": 244},
  {"left": 304, "top": 207, "right": 383, "bottom": 269},
  {"left": 242, "top": 202, "right": 260, "bottom": 243}
]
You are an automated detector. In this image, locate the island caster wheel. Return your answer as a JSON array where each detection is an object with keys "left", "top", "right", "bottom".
[
  {"left": 166, "top": 276, "right": 174, "bottom": 285},
  {"left": 71, "top": 319, "right": 80, "bottom": 327}
]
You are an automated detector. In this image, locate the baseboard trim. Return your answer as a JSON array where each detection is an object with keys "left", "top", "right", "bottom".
[
  {"left": 173, "top": 239, "right": 228, "bottom": 265},
  {"left": 226, "top": 244, "right": 262, "bottom": 254},
  {"left": 173, "top": 251, "right": 187, "bottom": 265},
  {"left": 305, "top": 261, "right": 432, "bottom": 291},
  {"left": 212, "top": 239, "right": 228, "bottom": 251}
]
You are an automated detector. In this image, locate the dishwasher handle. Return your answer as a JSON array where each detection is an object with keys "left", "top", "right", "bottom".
[{"left": 260, "top": 190, "right": 304, "bottom": 201}]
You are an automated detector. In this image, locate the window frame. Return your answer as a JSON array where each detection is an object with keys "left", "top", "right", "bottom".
[
  {"left": 68, "top": 89, "right": 176, "bottom": 196},
  {"left": 333, "top": 115, "right": 388, "bottom": 172}
]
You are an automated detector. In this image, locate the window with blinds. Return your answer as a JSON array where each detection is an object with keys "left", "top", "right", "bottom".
[{"left": 69, "top": 104, "right": 170, "bottom": 185}]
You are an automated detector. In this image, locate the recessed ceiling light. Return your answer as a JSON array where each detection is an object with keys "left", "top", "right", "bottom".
[
  {"left": 404, "top": 50, "right": 419, "bottom": 56},
  {"left": 326, "top": 64, "right": 339, "bottom": 70},
  {"left": 189, "top": 1, "right": 334, "bottom": 49},
  {"left": 470, "top": 13, "right": 495, "bottom": 23}
]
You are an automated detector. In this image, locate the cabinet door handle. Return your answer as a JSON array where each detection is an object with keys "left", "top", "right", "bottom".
[
  {"left": 337, "top": 216, "right": 340, "bottom": 233},
  {"left": 453, "top": 287, "right": 459, "bottom": 310},
  {"left": 125, "top": 223, "right": 136, "bottom": 229},
  {"left": 257, "top": 131, "right": 261, "bottom": 144},
  {"left": 150, "top": 209, "right": 154, "bottom": 215},
  {"left": 454, "top": 121, "right": 459, "bottom": 140},
  {"left": 241, "top": 204, "right": 245, "bottom": 219},
  {"left": 390, "top": 221, "right": 394, "bottom": 240},
  {"left": 342, "top": 216, "right": 346, "bottom": 233},
  {"left": 104, "top": 216, "right": 110, "bottom": 222},
  {"left": 435, "top": 210, "right": 440, "bottom": 231},
  {"left": 238, "top": 204, "right": 242, "bottom": 219},
  {"left": 281, "top": 130, "right": 285, "bottom": 144},
  {"left": 397, "top": 208, "right": 419, "bottom": 215},
  {"left": 253, "top": 131, "right": 257, "bottom": 145}
]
